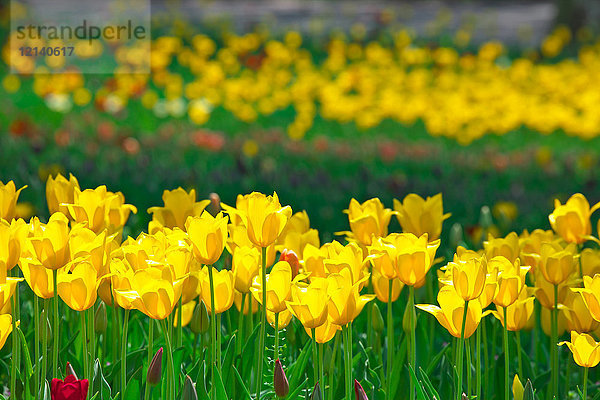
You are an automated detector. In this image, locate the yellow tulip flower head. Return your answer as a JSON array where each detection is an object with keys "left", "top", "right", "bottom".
[
  {"left": 445, "top": 255, "right": 487, "bottom": 301},
  {"left": 234, "top": 291, "right": 259, "bottom": 315},
  {"left": 173, "top": 300, "right": 196, "bottom": 327},
  {"left": 549, "top": 193, "right": 600, "bottom": 244},
  {"left": 393, "top": 193, "right": 450, "bottom": 241},
  {"left": 389, "top": 233, "right": 440, "bottom": 286},
  {"left": 323, "top": 242, "right": 368, "bottom": 286},
  {"left": 251, "top": 261, "right": 295, "bottom": 314},
  {"left": 224, "top": 192, "right": 292, "bottom": 248},
  {"left": 0, "top": 314, "right": 13, "bottom": 350},
  {"left": 492, "top": 287, "right": 535, "bottom": 331},
  {"left": 304, "top": 320, "right": 341, "bottom": 344},
  {"left": 109, "top": 258, "right": 137, "bottom": 309},
  {"left": 371, "top": 267, "right": 403, "bottom": 303},
  {"left": 268, "top": 309, "right": 292, "bottom": 330},
  {"left": 181, "top": 259, "right": 203, "bottom": 304},
  {"left": 512, "top": 375, "right": 524, "bottom": 400},
  {"left": 340, "top": 198, "right": 395, "bottom": 246},
  {"left": 147, "top": 188, "right": 210, "bottom": 231},
  {"left": 69, "top": 226, "right": 112, "bottom": 275},
  {"left": 57, "top": 260, "right": 101, "bottom": 311},
  {"left": 275, "top": 211, "right": 320, "bottom": 255},
  {"left": 564, "top": 291, "right": 600, "bottom": 334},
  {"left": 26, "top": 212, "right": 70, "bottom": 270},
  {"left": 417, "top": 285, "right": 484, "bottom": 339},
  {"left": 105, "top": 192, "right": 137, "bottom": 235},
  {"left": 535, "top": 241, "right": 577, "bottom": 285},
  {"left": 484, "top": 232, "right": 520, "bottom": 263},
  {"left": 559, "top": 331, "right": 600, "bottom": 368},
  {"left": 186, "top": 211, "right": 228, "bottom": 265},
  {"left": 302, "top": 243, "right": 328, "bottom": 279},
  {"left": 518, "top": 229, "right": 555, "bottom": 270},
  {"left": 0, "top": 180, "right": 27, "bottom": 221},
  {"left": 46, "top": 173, "right": 80, "bottom": 216},
  {"left": 0, "top": 218, "right": 28, "bottom": 278},
  {"left": 225, "top": 221, "right": 277, "bottom": 266},
  {"left": 286, "top": 277, "right": 330, "bottom": 329},
  {"left": 326, "top": 269, "right": 375, "bottom": 326},
  {"left": 580, "top": 248, "right": 600, "bottom": 278},
  {"left": 20, "top": 257, "right": 54, "bottom": 299},
  {"left": 367, "top": 237, "right": 399, "bottom": 280},
  {"left": 200, "top": 266, "right": 235, "bottom": 314},
  {"left": 490, "top": 256, "right": 529, "bottom": 308},
  {"left": 534, "top": 268, "right": 572, "bottom": 310},
  {"left": 574, "top": 275, "right": 600, "bottom": 322},
  {"left": 232, "top": 246, "right": 261, "bottom": 293},
  {"left": 65, "top": 186, "right": 115, "bottom": 233}
]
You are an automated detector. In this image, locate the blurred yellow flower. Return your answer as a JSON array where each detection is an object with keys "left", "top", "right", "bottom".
[
  {"left": 46, "top": 173, "right": 80, "bottom": 216},
  {"left": 0, "top": 180, "right": 27, "bottom": 221}
]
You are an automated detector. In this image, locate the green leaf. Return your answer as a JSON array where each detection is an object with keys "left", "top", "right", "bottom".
[
  {"left": 92, "top": 358, "right": 112, "bottom": 400},
  {"left": 124, "top": 365, "right": 143, "bottom": 400},
  {"left": 419, "top": 367, "right": 441, "bottom": 400},
  {"left": 233, "top": 366, "right": 252, "bottom": 399},
  {"left": 214, "top": 366, "right": 228, "bottom": 400},
  {"left": 287, "top": 340, "right": 311, "bottom": 390},
  {"left": 221, "top": 334, "right": 236, "bottom": 387},
  {"left": 389, "top": 335, "right": 407, "bottom": 399},
  {"left": 523, "top": 379, "right": 535, "bottom": 400},
  {"left": 286, "top": 377, "right": 308, "bottom": 400},
  {"left": 424, "top": 342, "right": 450, "bottom": 375},
  {"left": 407, "top": 364, "right": 430, "bottom": 400}
]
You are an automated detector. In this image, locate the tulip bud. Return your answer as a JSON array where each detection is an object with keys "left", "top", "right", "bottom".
[
  {"left": 371, "top": 303, "right": 384, "bottom": 333},
  {"left": 181, "top": 375, "right": 198, "bottom": 400},
  {"left": 208, "top": 193, "right": 221, "bottom": 216},
  {"left": 190, "top": 302, "right": 210, "bottom": 334},
  {"left": 449, "top": 223, "right": 464, "bottom": 249},
  {"left": 402, "top": 299, "right": 415, "bottom": 334},
  {"left": 146, "top": 347, "right": 163, "bottom": 386},
  {"left": 94, "top": 302, "right": 107, "bottom": 334},
  {"left": 65, "top": 362, "right": 78, "bottom": 379},
  {"left": 274, "top": 359, "right": 289, "bottom": 398},
  {"left": 279, "top": 249, "right": 300, "bottom": 278},
  {"left": 354, "top": 379, "right": 368, "bottom": 400},
  {"left": 40, "top": 309, "right": 52, "bottom": 344},
  {"left": 512, "top": 374, "right": 524, "bottom": 400},
  {"left": 310, "top": 382, "right": 322, "bottom": 400},
  {"left": 479, "top": 206, "right": 493, "bottom": 229},
  {"left": 523, "top": 379, "right": 535, "bottom": 400}
]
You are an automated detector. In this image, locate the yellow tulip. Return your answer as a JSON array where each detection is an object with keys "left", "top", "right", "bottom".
[
  {"left": 389, "top": 233, "right": 440, "bottom": 286},
  {"left": 549, "top": 193, "right": 600, "bottom": 244},
  {"left": 275, "top": 211, "right": 320, "bottom": 255},
  {"left": 341, "top": 198, "right": 395, "bottom": 246},
  {"left": 232, "top": 246, "right": 261, "bottom": 293},
  {"left": 371, "top": 267, "right": 403, "bottom": 303},
  {"left": 181, "top": 259, "right": 203, "bottom": 304},
  {"left": 302, "top": 243, "right": 328, "bottom": 278},
  {"left": 65, "top": 186, "right": 114, "bottom": 233},
  {"left": 533, "top": 241, "right": 577, "bottom": 285},
  {"left": 250, "top": 261, "right": 294, "bottom": 314},
  {"left": 286, "top": 277, "right": 329, "bottom": 329},
  {"left": 57, "top": 261, "right": 100, "bottom": 311},
  {"left": 559, "top": 331, "right": 600, "bottom": 368},
  {"left": 416, "top": 285, "right": 483, "bottom": 339},
  {"left": 20, "top": 257, "right": 54, "bottom": 299},
  {"left": 0, "top": 180, "right": 26, "bottom": 221},
  {"left": 109, "top": 258, "right": 139, "bottom": 310},
  {"left": 574, "top": 275, "right": 600, "bottom": 322},
  {"left": 268, "top": 309, "right": 292, "bottom": 330},
  {"left": 323, "top": 242, "right": 368, "bottom": 285},
  {"left": 69, "top": 226, "right": 112, "bottom": 274},
  {"left": 519, "top": 229, "right": 555, "bottom": 269},
  {"left": 200, "top": 266, "right": 235, "bottom": 314},
  {"left": 0, "top": 218, "right": 28, "bottom": 277},
  {"left": 513, "top": 375, "right": 524, "bottom": 400},
  {"left": 445, "top": 255, "right": 487, "bottom": 301},
  {"left": 367, "top": 237, "right": 399, "bottom": 280},
  {"left": 0, "top": 275, "right": 23, "bottom": 310},
  {"left": 580, "top": 248, "right": 600, "bottom": 277},
  {"left": 393, "top": 193, "right": 450, "bottom": 241},
  {"left": 173, "top": 300, "right": 196, "bottom": 327},
  {"left": 564, "top": 291, "right": 600, "bottom": 333},
  {"left": 327, "top": 270, "right": 375, "bottom": 326},
  {"left": 304, "top": 320, "right": 341, "bottom": 344},
  {"left": 186, "top": 211, "right": 228, "bottom": 265},
  {"left": 223, "top": 192, "right": 292, "bottom": 247},
  {"left": 0, "top": 314, "right": 13, "bottom": 350},
  {"left": 147, "top": 187, "right": 210, "bottom": 231},
  {"left": 226, "top": 222, "right": 276, "bottom": 266},
  {"left": 534, "top": 268, "right": 572, "bottom": 309},
  {"left": 541, "top": 307, "right": 567, "bottom": 336},
  {"left": 492, "top": 287, "right": 535, "bottom": 331},
  {"left": 234, "top": 291, "right": 259, "bottom": 315},
  {"left": 46, "top": 173, "right": 80, "bottom": 216},
  {"left": 490, "top": 256, "right": 529, "bottom": 308},
  {"left": 105, "top": 192, "right": 137, "bottom": 235},
  {"left": 484, "top": 232, "right": 520, "bottom": 263},
  {"left": 26, "top": 213, "right": 70, "bottom": 270}
]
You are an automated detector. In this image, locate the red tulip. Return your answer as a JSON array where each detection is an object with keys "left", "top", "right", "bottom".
[
  {"left": 274, "top": 359, "right": 289, "bottom": 398},
  {"left": 51, "top": 374, "right": 89, "bottom": 400}
]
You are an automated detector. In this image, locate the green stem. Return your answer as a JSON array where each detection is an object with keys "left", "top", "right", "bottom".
[
  {"left": 319, "top": 342, "right": 324, "bottom": 398},
  {"left": 41, "top": 300, "right": 48, "bottom": 393},
  {"left": 160, "top": 318, "right": 176, "bottom": 400},
  {"left": 409, "top": 286, "right": 416, "bottom": 400},
  {"left": 312, "top": 327, "right": 319, "bottom": 394},
  {"left": 121, "top": 309, "right": 130, "bottom": 400},
  {"left": 516, "top": 331, "right": 523, "bottom": 379},
  {"left": 217, "top": 313, "right": 222, "bottom": 370},
  {"left": 256, "top": 246, "right": 267, "bottom": 399},
  {"left": 34, "top": 295, "right": 40, "bottom": 394},
  {"left": 10, "top": 282, "right": 17, "bottom": 396},
  {"left": 237, "top": 293, "right": 246, "bottom": 355},
  {"left": 456, "top": 300, "right": 469, "bottom": 400},
  {"left": 466, "top": 337, "right": 472, "bottom": 398},
  {"left": 177, "top": 297, "right": 183, "bottom": 348},
  {"left": 552, "top": 284, "right": 559, "bottom": 399},
  {"left": 53, "top": 269, "right": 59, "bottom": 376},
  {"left": 110, "top": 286, "right": 119, "bottom": 365},
  {"left": 81, "top": 311, "right": 89, "bottom": 381},
  {"left": 476, "top": 323, "right": 481, "bottom": 400},
  {"left": 144, "top": 319, "right": 154, "bottom": 400},
  {"left": 583, "top": 366, "right": 589, "bottom": 400},
  {"left": 274, "top": 313, "right": 279, "bottom": 362},
  {"left": 208, "top": 264, "right": 217, "bottom": 400},
  {"left": 387, "top": 281, "right": 394, "bottom": 400},
  {"left": 89, "top": 307, "right": 95, "bottom": 377},
  {"left": 343, "top": 324, "right": 351, "bottom": 400},
  {"left": 503, "top": 306, "right": 509, "bottom": 400},
  {"left": 329, "top": 332, "right": 340, "bottom": 400}
]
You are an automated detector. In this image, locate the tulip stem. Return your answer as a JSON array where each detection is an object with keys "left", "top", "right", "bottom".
[
  {"left": 476, "top": 322, "right": 481, "bottom": 400},
  {"left": 53, "top": 269, "right": 59, "bottom": 377},
  {"left": 177, "top": 297, "right": 183, "bottom": 349},
  {"left": 456, "top": 299, "right": 469, "bottom": 400},
  {"left": 208, "top": 264, "right": 217, "bottom": 400},
  {"left": 343, "top": 324, "right": 351, "bottom": 400},
  {"left": 110, "top": 286, "right": 119, "bottom": 365},
  {"left": 41, "top": 301, "right": 48, "bottom": 393},
  {"left": 319, "top": 342, "right": 324, "bottom": 398},
  {"left": 386, "top": 282, "right": 393, "bottom": 400},
  {"left": 89, "top": 307, "right": 95, "bottom": 379},
  {"left": 217, "top": 313, "right": 222, "bottom": 370},
  {"left": 160, "top": 318, "right": 176, "bottom": 400},
  {"left": 237, "top": 293, "right": 246, "bottom": 355},
  {"left": 145, "top": 318, "right": 154, "bottom": 400},
  {"left": 409, "top": 286, "right": 416, "bottom": 400},
  {"left": 503, "top": 306, "right": 509, "bottom": 400},
  {"left": 329, "top": 332, "right": 339, "bottom": 400},
  {"left": 516, "top": 331, "right": 523, "bottom": 379},
  {"left": 256, "top": 246, "right": 267, "bottom": 400},
  {"left": 311, "top": 328, "right": 318, "bottom": 392},
  {"left": 34, "top": 295, "right": 40, "bottom": 395},
  {"left": 583, "top": 366, "right": 589, "bottom": 400},
  {"left": 81, "top": 311, "right": 89, "bottom": 382},
  {"left": 482, "top": 317, "right": 489, "bottom": 398},
  {"left": 274, "top": 313, "right": 279, "bottom": 362},
  {"left": 552, "top": 284, "right": 559, "bottom": 399},
  {"left": 121, "top": 309, "right": 130, "bottom": 400},
  {"left": 10, "top": 284, "right": 17, "bottom": 397},
  {"left": 466, "top": 337, "right": 472, "bottom": 397}
]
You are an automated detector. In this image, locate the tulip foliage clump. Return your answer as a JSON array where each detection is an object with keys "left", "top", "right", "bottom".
[{"left": 5, "top": 177, "right": 600, "bottom": 400}]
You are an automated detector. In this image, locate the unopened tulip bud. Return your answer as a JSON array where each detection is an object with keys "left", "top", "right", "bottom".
[
  {"left": 274, "top": 359, "right": 289, "bottom": 398},
  {"left": 512, "top": 374, "right": 524, "bottom": 400},
  {"left": 40, "top": 309, "right": 52, "bottom": 344},
  {"left": 147, "top": 347, "right": 163, "bottom": 386},
  {"left": 280, "top": 249, "right": 300, "bottom": 278},
  {"left": 449, "top": 223, "right": 464, "bottom": 249},
  {"left": 371, "top": 303, "right": 384, "bottom": 332},
  {"left": 479, "top": 206, "right": 493, "bottom": 229},
  {"left": 190, "top": 302, "right": 210, "bottom": 334},
  {"left": 208, "top": 193, "right": 221, "bottom": 216},
  {"left": 310, "top": 382, "right": 322, "bottom": 400},
  {"left": 181, "top": 374, "right": 198, "bottom": 400},
  {"left": 65, "top": 362, "right": 77, "bottom": 379},
  {"left": 354, "top": 379, "right": 368, "bottom": 400},
  {"left": 94, "top": 302, "right": 107, "bottom": 334}
]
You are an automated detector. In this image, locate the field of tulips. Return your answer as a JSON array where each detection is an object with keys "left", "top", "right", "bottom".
[{"left": 2, "top": 176, "right": 600, "bottom": 400}]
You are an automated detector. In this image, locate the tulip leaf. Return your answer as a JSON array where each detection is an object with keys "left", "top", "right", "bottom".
[
  {"left": 93, "top": 358, "right": 112, "bottom": 400},
  {"left": 16, "top": 325, "right": 34, "bottom": 396},
  {"left": 233, "top": 365, "right": 252, "bottom": 399},
  {"left": 424, "top": 342, "right": 450, "bottom": 375},
  {"left": 287, "top": 339, "right": 311, "bottom": 390},
  {"left": 240, "top": 324, "right": 260, "bottom": 380},
  {"left": 408, "top": 364, "right": 431, "bottom": 400},
  {"left": 389, "top": 335, "right": 407, "bottom": 399},
  {"left": 286, "top": 377, "right": 309, "bottom": 400},
  {"left": 42, "top": 379, "right": 51, "bottom": 400},
  {"left": 214, "top": 366, "right": 228, "bottom": 400},
  {"left": 523, "top": 379, "right": 535, "bottom": 400},
  {"left": 195, "top": 355, "right": 210, "bottom": 400},
  {"left": 591, "top": 388, "right": 600, "bottom": 400},
  {"left": 221, "top": 334, "right": 236, "bottom": 386},
  {"left": 419, "top": 367, "right": 441, "bottom": 400},
  {"left": 124, "top": 365, "right": 143, "bottom": 400}
]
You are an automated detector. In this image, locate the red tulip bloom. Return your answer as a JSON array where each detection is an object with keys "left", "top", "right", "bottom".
[{"left": 51, "top": 374, "right": 89, "bottom": 400}]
